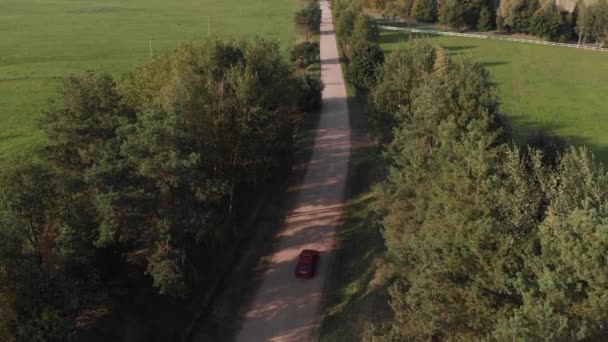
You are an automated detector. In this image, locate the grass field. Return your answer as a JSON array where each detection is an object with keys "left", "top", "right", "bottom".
[
  {"left": 0, "top": 0, "right": 297, "bottom": 158},
  {"left": 379, "top": 29, "right": 608, "bottom": 161}
]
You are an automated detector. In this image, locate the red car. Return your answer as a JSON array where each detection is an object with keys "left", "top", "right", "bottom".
[{"left": 295, "top": 249, "right": 319, "bottom": 278}]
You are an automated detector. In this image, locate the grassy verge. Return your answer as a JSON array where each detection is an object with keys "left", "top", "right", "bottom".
[{"left": 377, "top": 27, "right": 608, "bottom": 162}]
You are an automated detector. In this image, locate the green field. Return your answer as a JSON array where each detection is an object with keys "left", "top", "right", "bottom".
[
  {"left": 379, "top": 29, "right": 608, "bottom": 161},
  {"left": 0, "top": 0, "right": 297, "bottom": 158}
]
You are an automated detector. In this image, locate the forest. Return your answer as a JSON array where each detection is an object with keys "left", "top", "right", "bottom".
[{"left": 0, "top": 35, "right": 322, "bottom": 340}]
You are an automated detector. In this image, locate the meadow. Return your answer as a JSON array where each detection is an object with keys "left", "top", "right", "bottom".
[
  {"left": 0, "top": 0, "right": 297, "bottom": 158},
  {"left": 379, "top": 29, "right": 608, "bottom": 161}
]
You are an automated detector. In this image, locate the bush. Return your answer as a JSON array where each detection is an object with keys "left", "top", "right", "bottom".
[
  {"left": 413, "top": 0, "right": 437, "bottom": 23},
  {"left": 295, "top": 1, "right": 322, "bottom": 38},
  {"left": 439, "top": 0, "right": 466, "bottom": 29},
  {"left": 295, "top": 74, "right": 324, "bottom": 112},
  {"left": 530, "top": 5, "right": 566, "bottom": 41},
  {"left": 348, "top": 41, "right": 385, "bottom": 91},
  {"left": 477, "top": 3, "right": 495, "bottom": 31},
  {"left": 351, "top": 13, "right": 379, "bottom": 43},
  {"left": 290, "top": 41, "right": 320, "bottom": 68}
]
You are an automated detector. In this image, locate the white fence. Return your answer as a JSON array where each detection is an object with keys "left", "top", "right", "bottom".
[{"left": 377, "top": 25, "right": 608, "bottom": 52}]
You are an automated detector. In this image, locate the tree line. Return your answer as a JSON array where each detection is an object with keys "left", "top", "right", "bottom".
[
  {"left": 367, "top": 40, "right": 608, "bottom": 340},
  {"left": 365, "top": 0, "right": 608, "bottom": 43},
  {"left": 330, "top": 0, "right": 608, "bottom": 339},
  {"left": 0, "top": 36, "right": 321, "bottom": 340}
]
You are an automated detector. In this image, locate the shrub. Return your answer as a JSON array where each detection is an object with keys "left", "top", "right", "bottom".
[
  {"left": 348, "top": 41, "right": 385, "bottom": 91},
  {"left": 295, "top": 1, "right": 322, "bottom": 38},
  {"left": 439, "top": 0, "right": 466, "bottom": 29},
  {"left": 413, "top": 0, "right": 437, "bottom": 23},
  {"left": 295, "top": 74, "right": 324, "bottom": 112},
  {"left": 290, "top": 41, "right": 320, "bottom": 68},
  {"left": 477, "top": 3, "right": 495, "bottom": 31}
]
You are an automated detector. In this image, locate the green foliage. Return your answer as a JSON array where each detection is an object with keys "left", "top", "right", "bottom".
[
  {"left": 352, "top": 13, "right": 380, "bottom": 43},
  {"left": 370, "top": 39, "right": 437, "bottom": 142},
  {"left": 348, "top": 41, "right": 385, "bottom": 91},
  {"left": 295, "top": 1, "right": 322, "bottom": 38},
  {"left": 497, "top": 0, "right": 542, "bottom": 33},
  {"left": 439, "top": 0, "right": 467, "bottom": 29},
  {"left": 413, "top": 0, "right": 437, "bottom": 22},
  {"left": 116, "top": 38, "right": 296, "bottom": 294},
  {"left": 380, "top": 0, "right": 416, "bottom": 19},
  {"left": 576, "top": 0, "right": 608, "bottom": 45},
  {"left": 295, "top": 74, "right": 324, "bottom": 112},
  {"left": 0, "top": 157, "right": 98, "bottom": 341},
  {"left": 1, "top": 36, "right": 299, "bottom": 334},
  {"left": 371, "top": 39, "right": 608, "bottom": 340},
  {"left": 529, "top": 3, "right": 572, "bottom": 41},
  {"left": 290, "top": 41, "right": 320, "bottom": 68},
  {"left": 477, "top": 2, "right": 496, "bottom": 31},
  {"left": 41, "top": 72, "right": 133, "bottom": 176},
  {"left": 377, "top": 30, "right": 608, "bottom": 162}
]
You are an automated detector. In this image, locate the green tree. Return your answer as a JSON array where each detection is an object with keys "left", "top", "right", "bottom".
[
  {"left": 348, "top": 41, "right": 385, "bottom": 91},
  {"left": 370, "top": 40, "right": 437, "bottom": 142},
  {"left": 413, "top": 0, "right": 437, "bottom": 22},
  {"left": 41, "top": 72, "right": 133, "bottom": 176},
  {"left": 439, "top": 0, "right": 467, "bottom": 29},
  {"left": 477, "top": 2, "right": 495, "bottom": 31},
  {"left": 116, "top": 38, "right": 296, "bottom": 295},
  {"left": 530, "top": 3, "right": 566, "bottom": 41},
  {"left": 290, "top": 41, "right": 319, "bottom": 69},
  {"left": 295, "top": 1, "right": 322, "bottom": 39},
  {"left": 351, "top": 13, "right": 379, "bottom": 43},
  {"left": 0, "top": 157, "right": 97, "bottom": 341}
]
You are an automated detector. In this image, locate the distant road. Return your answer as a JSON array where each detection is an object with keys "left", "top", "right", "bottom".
[{"left": 233, "top": 0, "right": 351, "bottom": 341}]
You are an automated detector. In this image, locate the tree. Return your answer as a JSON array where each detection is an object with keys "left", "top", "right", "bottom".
[
  {"left": 370, "top": 39, "right": 438, "bottom": 142},
  {"left": 295, "top": 1, "right": 322, "bottom": 39},
  {"left": 290, "top": 41, "right": 320, "bottom": 69},
  {"left": 295, "top": 73, "right": 324, "bottom": 112},
  {"left": 530, "top": 2, "right": 567, "bottom": 41},
  {"left": 577, "top": 1, "right": 608, "bottom": 46},
  {"left": 348, "top": 41, "right": 385, "bottom": 91},
  {"left": 0, "top": 157, "right": 97, "bottom": 341},
  {"left": 351, "top": 13, "right": 379, "bottom": 43},
  {"left": 413, "top": 0, "right": 437, "bottom": 22},
  {"left": 497, "top": 0, "right": 541, "bottom": 33},
  {"left": 477, "top": 2, "right": 495, "bottom": 31},
  {"left": 371, "top": 40, "right": 608, "bottom": 340},
  {"left": 439, "top": 0, "right": 467, "bottom": 29},
  {"left": 41, "top": 72, "right": 133, "bottom": 177},
  {"left": 116, "top": 38, "right": 297, "bottom": 295}
]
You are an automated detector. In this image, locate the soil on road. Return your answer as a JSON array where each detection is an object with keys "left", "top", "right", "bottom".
[{"left": 233, "top": 1, "right": 350, "bottom": 341}]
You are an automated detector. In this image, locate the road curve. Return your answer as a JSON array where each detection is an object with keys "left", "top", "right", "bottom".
[{"left": 233, "top": 1, "right": 350, "bottom": 341}]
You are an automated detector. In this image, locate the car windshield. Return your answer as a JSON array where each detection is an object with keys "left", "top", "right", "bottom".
[{"left": 299, "top": 256, "right": 313, "bottom": 264}]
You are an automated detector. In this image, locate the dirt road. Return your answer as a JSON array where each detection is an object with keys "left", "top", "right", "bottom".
[{"left": 233, "top": 1, "right": 350, "bottom": 341}]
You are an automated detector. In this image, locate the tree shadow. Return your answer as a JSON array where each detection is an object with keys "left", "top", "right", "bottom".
[
  {"left": 507, "top": 113, "right": 608, "bottom": 165},
  {"left": 445, "top": 45, "right": 477, "bottom": 52},
  {"left": 478, "top": 61, "right": 509, "bottom": 68}
]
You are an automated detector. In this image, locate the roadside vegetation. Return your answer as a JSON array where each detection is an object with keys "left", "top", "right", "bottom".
[
  {"left": 0, "top": 33, "right": 323, "bottom": 340},
  {"left": 324, "top": 0, "right": 608, "bottom": 340}
]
